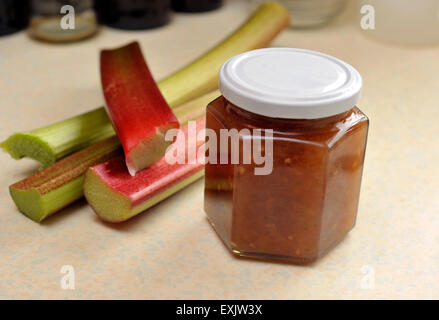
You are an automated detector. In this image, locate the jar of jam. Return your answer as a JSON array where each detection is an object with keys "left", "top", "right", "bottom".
[{"left": 204, "top": 48, "right": 369, "bottom": 263}]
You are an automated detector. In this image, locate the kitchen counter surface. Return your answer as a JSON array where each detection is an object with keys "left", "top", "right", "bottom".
[{"left": 0, "top": 1, "right": 438, "bottom": 299}]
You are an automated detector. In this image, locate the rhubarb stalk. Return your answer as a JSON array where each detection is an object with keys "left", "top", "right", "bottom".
[
  {"left": 158, "top": 2, "right": 290, "bottom": 107},
  {"left": 1, "top": 108, "right": 115, "bottom": 167},
  {"left": 9, "top": 136, "right": 122, "bottom": 222},
  {"left": 84, "top": 117, "right": 206, "bottom": 223},
  {"left": 9, "top": 92, "right": 218, "bottom": 222},
  {"left": 1, "top": 2, "right": 289, "bottom": 166},
  {"left": 100, "top": 42, "right": 179, "bottom": 175}
]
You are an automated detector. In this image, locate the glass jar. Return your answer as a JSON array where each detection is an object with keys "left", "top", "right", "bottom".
[
  {"left": 95, "top": 0, "right": 171, "bottom": 30},
  {"left": 251, "top": 0, "right": 348, "bottom": 28},
  {"left": 172, "top": 0, "right": 223, "bottom": 13},
  {"left": 29, "top": 0, "right": 97, "bottom": 42},
  {"left": 358, "top": 0, "right": 439, "bottom": 45},
  {"left": 204, "top": 48, "right": 369, "bottom": 263}
]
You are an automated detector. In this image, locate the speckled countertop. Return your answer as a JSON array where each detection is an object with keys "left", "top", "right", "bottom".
[{"left": 0, "top": 1, "right": 438, "bottom": 299}]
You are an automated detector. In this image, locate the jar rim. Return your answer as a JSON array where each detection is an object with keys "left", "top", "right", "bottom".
[{"left": 219, "top": 48, "right": 362, "bottom": 119}]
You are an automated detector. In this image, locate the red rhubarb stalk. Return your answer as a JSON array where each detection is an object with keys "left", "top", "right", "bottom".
[
  {"left": 9, "top": 92, "right": 218, "bottom": 222},
  {"left": 100, "top": 41, "right": 179, "bottom": 176},
  {"left": 84, "top": 117, "right": 205, "bottom": 223}
]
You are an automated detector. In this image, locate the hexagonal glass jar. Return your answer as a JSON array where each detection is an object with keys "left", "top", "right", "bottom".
[{"left": 203, "top": 48, "right": 369, "bottom": 263}]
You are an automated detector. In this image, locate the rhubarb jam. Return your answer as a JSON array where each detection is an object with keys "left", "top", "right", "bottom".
[{"left": 204, "top": 48, "right": 369, "bottom": 263}]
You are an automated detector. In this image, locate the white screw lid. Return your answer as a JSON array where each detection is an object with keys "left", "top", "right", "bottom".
[{"left": 219, "top": 48, "right": 362, "bottom": 119}]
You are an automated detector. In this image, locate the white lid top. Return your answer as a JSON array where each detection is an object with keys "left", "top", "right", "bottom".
[{"left": 219, "top": 48, "right": 362, "bottom": 119}]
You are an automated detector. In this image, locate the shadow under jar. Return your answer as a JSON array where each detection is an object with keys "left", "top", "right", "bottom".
[{"left": 204, "top": 48, "right": 369, "bottom": 263}]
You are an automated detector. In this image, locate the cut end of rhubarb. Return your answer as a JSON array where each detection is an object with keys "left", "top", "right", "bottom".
[
  {"left": 9, "top": 186, "right": 47, "bottom": 222},
  {"left": 84, "top": 166, "right": 132, "bottom": 223},
  {"left": 125, "top": 123, "right": 177, "bottom": 176},
  {"left": 9, "top": 177, "right": 85, "bottom": 222},
  {"left": 1, "top": 133, "right": 55, "bottom": 167}
]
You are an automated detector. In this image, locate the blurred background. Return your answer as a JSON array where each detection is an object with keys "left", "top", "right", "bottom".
[{"left": 2, "top": 0, "right": 439, "bottom": 43}]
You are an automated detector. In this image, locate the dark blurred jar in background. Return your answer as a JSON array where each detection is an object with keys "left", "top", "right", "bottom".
[
  {"left": 172, "top": 0, "right": 223, "bottom": 12},
  {"left": 95, "top": 0, "right": 171, "bottom": 30},
  {"left": 0, "top": 0, "right": 30, "bottom": 36}
]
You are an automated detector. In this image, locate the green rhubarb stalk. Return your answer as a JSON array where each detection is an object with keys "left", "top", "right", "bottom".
[
  {"left": 9, "top": 136, "right": 122, "bottom": 222},
  {"left": 172, "top": 90, "right": 220, "bottom": 126},
  {"left": 9, "top": 91, "right": 219, "bottom": 222},
  {"left": 1, "top": 108, "right": 115, "bottom": 167},
  {"left": 1, "top": 2, "right": 289, "bottom": 166},
  {"left": 157, "top": 2, "right": 290, "bottom": 108}
]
